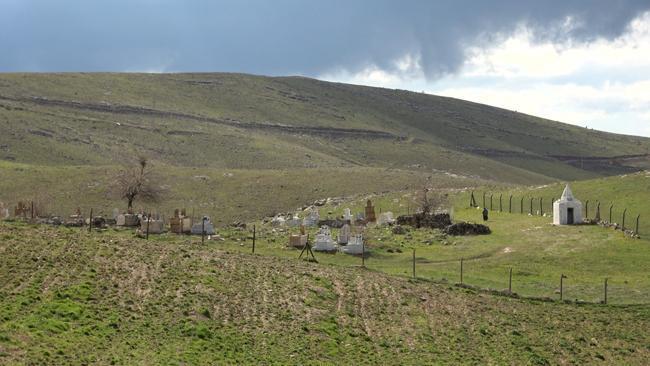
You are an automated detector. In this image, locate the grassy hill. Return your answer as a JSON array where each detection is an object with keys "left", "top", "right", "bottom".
[
  {"left": 3, "top": 73, "right": 650, "bottom": 364},
  {"left": 1, "top": 222, "right": 649, "bottom": 365},
  {"left": 1, "top": 73, "right": 649, "bottom": 177},
  {"left": 2, "top": 72, "right": 650, "bottom": 218}
]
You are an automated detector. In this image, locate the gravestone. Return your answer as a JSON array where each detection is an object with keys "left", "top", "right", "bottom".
[
  {"left": 170, "top": 208, "right": 192, "bottom": 234},
  {"left": 313, "top": 226, "right": 337, "bottom": 252},
  {"left": 14, "top": 201, "right": 29, "bottom": 218},
  {"left": 338, "top": 224, "right": 351, "bottom": 244},
  {"left": 116, "top": 214, "right": 126, "bottom": 226},
  {"left": 0, "top": 202, "right": 9, "bottom": 220},
  {"left": 377, "top": 212, "right": 395, "bottom": 225},
  {"left": 191, "top": 216, "right": 216, "bottom": 235},
  {"left": 140, "top": 218, "right": 164, "bottom": 234},
  {"left": 343, "top": 208, "right": 353, "bottom": 222},
  {"left": 342, "top": 234, "right": 367, "bottom": 255},
  {"left": 117, "top": 214, "right": 139, "bottom": 227},
  {"left": 271, "top": 215, "right": 286, "bottom": 227},
  {"left": 288, "top": 234, "right": 308, "bottom": 248},
  {"left": 365, "top": 200, "right": 376, "bottom": 223},
  {"left": 302, "top": 209, "right": 320, "bottom": 227},
  {"left": 287, "top": 214, "right": 302, "bottom": 227}
]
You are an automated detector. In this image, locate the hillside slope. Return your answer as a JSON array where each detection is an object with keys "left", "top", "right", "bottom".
[
  {"left": 1, "top": 73, "right": 649, "bottom": 181},
  {"left": 1, "top": 223, "right": 648, "bottom": 365}
]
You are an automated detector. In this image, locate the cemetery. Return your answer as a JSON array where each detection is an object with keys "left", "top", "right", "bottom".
[
  {"left": 2, "top": 182, "right": 647, "bottom": 295},
  {"left": 2, "top": 171, "right": 650, "bottom": 365},
  {"left": 0, "top": 181, "right": 630, "bottom": 305}
]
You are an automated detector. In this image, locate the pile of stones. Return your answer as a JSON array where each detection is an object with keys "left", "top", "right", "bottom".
[
  {"left": 443, "top": 222, "right": 491, "bottom": 236},
  {"left": 396, "top": 213, "right": 452, "bottom": 229}
]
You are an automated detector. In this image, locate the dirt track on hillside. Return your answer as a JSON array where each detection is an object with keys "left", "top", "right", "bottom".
[{"left": 0, "top": 94, "right": 402, "bottom": 140}]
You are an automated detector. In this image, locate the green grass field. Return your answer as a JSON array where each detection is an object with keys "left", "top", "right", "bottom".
[
  {"left": 1, "top": 222, "right": 649, "bottom": 365},
  {"left": 210, "top": 194, "right": 650, "bottom": 305},
  {"left": 457, "top": 171, "right": 650, "bottom": 234}
]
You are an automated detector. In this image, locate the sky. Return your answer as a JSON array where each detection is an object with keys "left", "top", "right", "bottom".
[{"left": 1, "top": 0, "right": 650, "bottom": 136}]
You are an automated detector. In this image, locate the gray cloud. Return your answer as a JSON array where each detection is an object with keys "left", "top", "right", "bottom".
[{"left": 1, "top": 0, "right": 649, "bottom": 77}]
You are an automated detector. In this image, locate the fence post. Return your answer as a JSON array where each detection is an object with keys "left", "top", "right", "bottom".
[
  {"left": 530, "top": 198, "right": 534, "bottom": 215},
  {"left": 551, "top": 197, "right": 555, "bottom": 214},
  {"left": 509, "top": 267, "right": 513, "bottom": 294},
  {"left": 520, "top": 197, "right": 524, "bottom": 214},
  {"left": 509, "top": 195, "right": 513, "bottom": 213},
  {"left": 490, "top": 195, "right": 493, "bottom": 211},
  {"left": 460, "top": 258, "right": 464, "bottom": 284},
  {"left": 89, "top": 208, "right": 93, "bottom": 233},
  {"left": 252, "top": 225, "right": 256, "bottom": 253},
  {"left": 362, "top": 239, "right": 365, "bottom": 267},
  {"left": 499, "top": 194, "right": 503, "bottom": 212},
  {"left": 560, "top": 274, "right": 567, "bottom": 301},
  {"left": 636, "top": 215, "right": 640, "bottom": 235},
  {"left": 412, "top": 249, "right": 416, "bottom": 279},
  {"left": 609, "top": 205, "right": 614, "bottom": 223},
  {"left": 482, "top": 193, "right": 486, "bottom": 208},
  {"left": 622, "top": 209, "right": 627, "bottom": 231},
  {"left": 585, "top": 200, "right": 589, "bottom": 219},
  {"left": 604, "top": 278, "right": 608, "bottom": 305},
  {"left": 539, "top": 198, "right": 543, "bottom": 216},
  {"left": 201, "top": 217, "right": 206, "bottom": 244}
]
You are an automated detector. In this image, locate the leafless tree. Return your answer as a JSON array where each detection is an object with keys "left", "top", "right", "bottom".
[
  {"left": 417, "top": 176, "right": 447, "bottom": 215},
  {"left": 114, "top": 157, "right": 161, "bottom": 209}
]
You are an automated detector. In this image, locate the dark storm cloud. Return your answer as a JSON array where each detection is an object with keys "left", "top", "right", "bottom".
[{"left": 1, "top": 0, "right": 649, "bottom": 77}]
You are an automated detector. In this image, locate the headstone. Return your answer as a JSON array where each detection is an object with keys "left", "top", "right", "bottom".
[
  {"left": 140, "top": 218, "right": 164, "bottom": 234},
  {"left": 302, "top": 209, "right": 320, "bottom": 227},
  {"left": 14, "top": 201, "right": 29, "bottom": 218},
  {"left": 288, "top": 234, "right": 308, "bottom": 248},
  {"left": 116, "top": 214, "right": 126, "bottom": 226},
  {"left": 271, "top": 216, "right": 286, "bottom": 227},
  {"left": 170, "top": 208, "right": 192, "bottom": 233},
  {"left": 124, "top": 214, "right": 139, "bottom": 227},
  {"left": 338, "top": 224, "right": 351, "bottom": 244},
  {"left": 191, "top": 216, "right": 216, "bottom": 235},
  {"left": 112, "top": 208, "right": 119, "bottom": 220},
  {"left": 365, "top": 200, "right": 376, "bottom": 223},
  {"left": 377, "top": 212, "right": 395, "bottom": 225},
  {"left": 0, "top": 202, "right": 8, "bottom": 220},
  {"left": 313, "top": 226, "right": 337, "bottom": 252},
  {"left": 343, "top": 208, "right": 353, "bottom": 222},
  {"left": 287, "top": 214, "right": 302, "bottom": 227},
  {"left": 342, "top": 234, "right": 367, "bottom": 255}
]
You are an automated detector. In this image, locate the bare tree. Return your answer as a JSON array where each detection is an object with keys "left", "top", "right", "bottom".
[
  {"left": 114, "top": 157, "right": 161, "bottom": 209},
  {"left": 417, "top": 176, "right": 447, "bottom": 215}
]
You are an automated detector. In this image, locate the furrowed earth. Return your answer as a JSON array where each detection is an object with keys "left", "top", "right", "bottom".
[{"left": 1, "top": 222, "right": 649, "bottom": 365}]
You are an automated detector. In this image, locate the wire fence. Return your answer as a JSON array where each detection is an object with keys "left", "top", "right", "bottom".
[
  {"left": 1, "top": 197, "right": 648, "bottom": 306},
  {"left": 468, "top": 191, "right": 643, "bottom": 236}
]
